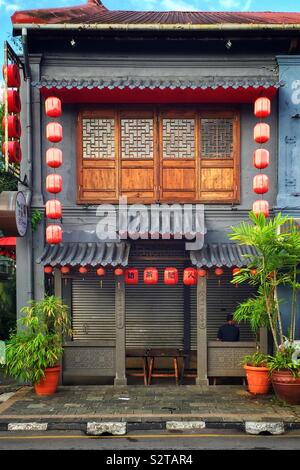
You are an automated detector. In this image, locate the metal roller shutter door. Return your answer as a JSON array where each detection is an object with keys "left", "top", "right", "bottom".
[
  {"left": 126, "top": 260, "right": 186, "bottom": 348},
  {"left": 72, "top": 274, "right": 116, "bottom": 342},
  {"left": 191, "top": 268, "right": 255, "bottom": 349}
]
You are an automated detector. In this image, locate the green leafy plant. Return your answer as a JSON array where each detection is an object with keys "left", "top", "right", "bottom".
[
  {"left": 229, "top": 212, "right": 300, "bottom": 374},
  {"left": 0, "top": 171, "right": 18, "bottom": 192},
  {"left": 5, "top": 296, "right": 71, "bottom": 384},
  {"left": 241, "top": 351, "right": 269, "bottom": 367},
  {"left": 268, "top": 346, "right": 300, "bottom": 378},
  {"left": 31, "top": 209, "right": 42, "bottom": 231}
]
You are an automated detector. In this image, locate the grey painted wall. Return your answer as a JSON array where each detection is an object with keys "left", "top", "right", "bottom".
[
  {"left": 40, "top": 53, "right": 278, "bottom": 81},
  {"left": 277, "top": 56, "right": 300, "bottom": 210}
]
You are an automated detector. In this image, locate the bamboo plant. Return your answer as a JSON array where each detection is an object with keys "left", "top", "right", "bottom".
[
  {"left": 229, "top": 212, "right": 300, "bottom": 364},
  {"left": 5, "top": 296, "right": 72, "bottom": 384}
]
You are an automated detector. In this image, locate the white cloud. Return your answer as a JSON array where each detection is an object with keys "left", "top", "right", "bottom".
[
  {"left": 0, "top": 0, "right": 21, "bottom": 11},
  {"left": 5, "top": 4, "right": 21, "bottom": 12},
  {"left": 241, "top": 0, "right": 252, "bottom": 11},
  {"left": 205, "top": 0, "right": 252, "bottom": 10},
  {"left": 219, "top": 0, "right": 241, "bottom": 7},
  {"left": 161, "top": 0, "right": 198, "bottom": 10},
  {"left": 129, "top": 0, "right": 199, "bottom": 11}
]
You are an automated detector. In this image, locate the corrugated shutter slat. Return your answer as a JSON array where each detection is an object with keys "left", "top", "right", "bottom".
[
  {"left": 72, "top": 274, "right": 115, "bottom": 342},
  {"left": 126, "top": 260, "right": 186, "bottom": 348}
]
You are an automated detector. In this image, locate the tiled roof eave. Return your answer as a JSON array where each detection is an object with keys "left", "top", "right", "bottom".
[{"left": 32, "top": 77, "right": 282, "bottom": 90}]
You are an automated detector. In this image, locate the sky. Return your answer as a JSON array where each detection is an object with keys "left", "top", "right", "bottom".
[{"left": 1, "top": 0, "right": 300, "bottom": 67}]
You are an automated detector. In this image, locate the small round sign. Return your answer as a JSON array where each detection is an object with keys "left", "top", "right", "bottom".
[
  {"left": 0, "top": 191, "right": 28, "bottom": 237},
  {"left": 15, "top": 191, "right": 28, "bottom": 236}
]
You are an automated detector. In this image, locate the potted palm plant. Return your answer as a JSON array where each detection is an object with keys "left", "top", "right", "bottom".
[
  {"left": 5, "top": 295, "right": 71, "bottom": 396},
  {"left": 233, "top": 284, "right": 271, "bottom": 395},
  {"left": 240, "top": 351, "right": 270, "bottom": 395},
  {"left": 229, "top": 212, "right": 300, "bottom": 404}
]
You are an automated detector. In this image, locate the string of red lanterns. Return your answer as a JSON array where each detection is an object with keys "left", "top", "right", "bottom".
[
  {"left": 45, "top": 97, "right": 63, "bottom": 245},
  {"left": 253, "top": 97, "right": 271, "bottom": 217},
  {"left": 2, "top": 64, "right": 22, "bottom": 166},
  {"left": 42, "top": 266, "right": 234, "bottom": 285}
]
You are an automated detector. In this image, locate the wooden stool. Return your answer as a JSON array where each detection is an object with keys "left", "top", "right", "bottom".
[
  {"left": 126, "top": 349, "right": 149, "bottom": 386},
  {"left": 147, "top": 349, "right": 180, "bottom": 385}
]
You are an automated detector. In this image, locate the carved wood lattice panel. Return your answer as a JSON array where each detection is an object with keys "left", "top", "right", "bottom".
[
  {"left": 82, "top": 118, "right": 115, "bottom": 159},
  {"left": 121, "top": 119, "right": 154, "bottom": 159},
  {"left": 201, "top": 118, "right": 233, "bottom": 159},
  {"left": 163, "top": 119, "right": 195, "bottom": 159}
]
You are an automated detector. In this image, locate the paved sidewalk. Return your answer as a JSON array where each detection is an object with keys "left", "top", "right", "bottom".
[{"left": 0, "top": 385, "right": 300, "bottom": 428}]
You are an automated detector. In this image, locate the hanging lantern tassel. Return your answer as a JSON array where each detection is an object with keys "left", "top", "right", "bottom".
[
  {"left": 215, "top": 267, "right": 224, "bottom": 286},
  {"left": 96, "top": 267, "right": 105, "bottom": 288},
  {"left": 114, "top": 267, "right": 124, "bottom": 289}
]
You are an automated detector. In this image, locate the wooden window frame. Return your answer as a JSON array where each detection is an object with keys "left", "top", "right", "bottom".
[{"left": 77, "top": 106, "right": 240, "bottom": 205}]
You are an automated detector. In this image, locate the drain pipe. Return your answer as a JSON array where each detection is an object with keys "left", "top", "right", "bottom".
[{"left": 21, "top": 27, "right": 33, "bottom": 300}]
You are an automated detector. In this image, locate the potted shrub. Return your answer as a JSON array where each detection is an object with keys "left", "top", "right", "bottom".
[
  {"left": 229, "top": 212, "right": 300, "bottom": 404},
  {"left": 268, "top": 346, "right": 300, "bottom": 405},
  {"left": 5, "top": 295, "right": 71, "bottom": 396},
  {"left": 241, "top": 351, "right": 270, "bottom": 395}
]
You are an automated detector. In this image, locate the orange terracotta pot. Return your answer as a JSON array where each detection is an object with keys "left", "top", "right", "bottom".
[
  {"left": 244, "top": 365, "right": 271, "bottom": 395},
  {"left": 34, "top": 366, "right": 61, "bottom": 396}
]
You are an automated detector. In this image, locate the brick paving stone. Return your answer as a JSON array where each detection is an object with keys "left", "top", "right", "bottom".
[{"left": 0, "top": 385, "right": 299, "bottom": 423}]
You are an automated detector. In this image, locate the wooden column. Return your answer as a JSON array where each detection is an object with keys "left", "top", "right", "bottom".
[
  {"left": 196, "top": 276, "right": 209, "bottom": 386},
  {"left": 114, "top": 277, "right": 127, "bottom": 386}
]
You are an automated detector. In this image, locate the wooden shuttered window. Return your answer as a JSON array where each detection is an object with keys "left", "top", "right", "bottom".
[
  {"left": 78, "top": 108, "right": 240, "bottom": 204},
  {"left": 199, "top": 111, "right": 240, "bottom": 202},
  {"left": 159, "top": 111, "right": 197, "bottom": 202},
  {"left": 78, "top": 110, "right": 119, "bottom": 202},
  {"left": 120, "top": 111, "right": 158, "bottom": 203}
]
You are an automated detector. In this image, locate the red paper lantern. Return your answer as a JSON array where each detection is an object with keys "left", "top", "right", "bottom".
[
  {"left": 253, "top": 174, "right": 269, "bottom": 195},
  {"left": 253, "top": 149, "right": 269, "bottom": 170},
  {"left": 144, "top": 267, "right": 158, "bottom": 285},
  {"left": 254, "top": 97, "right": 271, "bottom": 118},
  {"left": 2, "top": 115, "right": 21, "bottom": 138},
  {"left": 198, "top": 268, "right": 207, "bottom": 278},
  {"left": 60, "top": 266, "right": 70, "bottom": 274},
  {"left": 183, "top": 267, "right": 197, "bottom": 286},
  {"left": 2, "top": 64, "right": 21, "bottom": 88},
  {"left": 96, "top": 267, "right": 106, "bottom": 277},
  {"left": 2, "top": 141, "right": 22, "bottom": 163},
  {"left": 46, "top": 148, "right": 63, "bottom": 168},
  {"left": 44, "top": 266, "right": 53, "bottom": 274},
  {"left": 125, "top": 268, "right": 138, "bottom": 285},
  {"left": 215, "top": 268, "right": 224, "bottom": 276},
  {"left": 7, "top": 90, "right": 21, "bottom": 113},
  {"left": 114, "top": 268, "right": 124, "bottom": 276},
  {"left": 79, "top": 266, "right": 88, "bottom": 274},
  {"left": 46, "top": 174, "right": 62, "bottom": 194},
  {"left": 46, "top": 225, "right": 62, "bottom": 244},
  {"left": 45, "top": 97, "right": 62, "bottom": 118},
  {"left": 45, "top": 199, "right": 62, "bottom": 219},
  {"left": 46, "top": 122, "right": 63, "bottom": 143},
  {"left": 253, "top": 200, "right": 269, "bottom": 218},
  {"left": 164, "top": 267, "right": 178, "bottom": 285},
  {"left": 254, "top": 123, "right": 270, "bottom": 144},
  {"left": 232, "top": 268, "right": 241, "bottom": 276}
]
